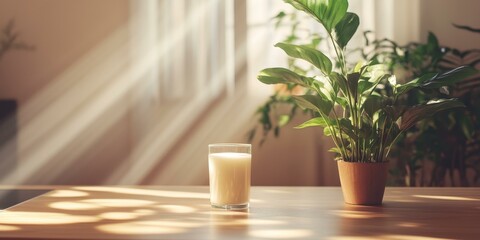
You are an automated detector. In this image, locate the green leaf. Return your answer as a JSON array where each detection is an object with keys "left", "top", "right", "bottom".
[
  {"left": 427, "top": 32, "right": 439, "bottom": 50},
  {"left": 323, "top": 126, "right": 334, "bottom": 136},
  {"left": 278, "top": 115, "right": 291, "bottom": 127},
  {"left": 322, "top": 119, "right": 356, "bottom": 140},
  {"left": 347, "top": 72, "right": 360, "bottom": 98},
  {"left": 293, "top": 95, "right": 333, "bottom": 116},
  {"left": 247, "top": 128, "right": 256, "bottom": 143},
  {"left": 362, "top": 93, "right": 383, "bottom": 117},
  {"left": 357, "top": 80, "right": 374, "bottom": 95},
  {"left": 274, "top": 126, "right": 281, "bottom": 137},
  {"left": 395, "top": 73, "right": 436, "bottom": 96},
  {"left": 330, "top": 72, "right": 348, "bottom": 96},
  {"left": 420, "top": 66, "right": 478, "bottom": 88},
  {"left": 272, "top": 11, "right": 286, "bottom": 20},
  {"left": 338, "top": 118, "right": 357, "bottom": 140},
  {"left": 359, "top": 73, "right": 389, "bottom": 97},
  {"left": 275, "top": 42, "right": 332, "bottom": 75},
  {"left": 453, "top": 23, "right": 480, "bottom": 34},
  {"left": 272, "top": 11, "right": 287, "bottom": 29},
  {"left": 328, "top": 147, "right": 343, "bottom": 154},
  {"left": 335, "top": 96, "right": 348, "bottom": 107},
  {"left": 459, "top": 115, "right": 475, "bottom": 140},
  {"left": 284, "top": 0, "right": 348, "bottom": 33},
  {"left": 400, "top": 99, "right": 465, "bottom": 131},
  {"left": 334, "top": 12, "right": 359, "bottom": 48},
  {"left": 257, "top": 67, "right": 313, "bottom": 87},
  {"left": 295, "top": 117, "right": 330, "bottom": 129}
]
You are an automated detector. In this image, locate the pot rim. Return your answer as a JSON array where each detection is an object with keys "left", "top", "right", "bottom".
[{"left": 337, "top": 159, "right": 389, "bottom": 164}]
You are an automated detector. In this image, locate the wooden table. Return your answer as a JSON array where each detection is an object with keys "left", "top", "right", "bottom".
[{"left": 0, "top": 186, "right": 479, "bottom": 239}]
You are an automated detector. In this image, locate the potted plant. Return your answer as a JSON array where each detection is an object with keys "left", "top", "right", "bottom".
[{"left": 257, "top": 0, "right": 476, "bottom": 205}]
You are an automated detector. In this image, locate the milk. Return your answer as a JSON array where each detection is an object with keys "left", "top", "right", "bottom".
[{"left": 209, "top": 152, "right": 251, "bottom": 206}]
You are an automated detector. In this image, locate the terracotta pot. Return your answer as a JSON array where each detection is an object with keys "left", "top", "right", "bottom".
[{"left": 337, "top": 160, "right": 388, "bottom": 205}]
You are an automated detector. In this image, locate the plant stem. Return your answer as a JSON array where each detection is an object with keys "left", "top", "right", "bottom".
[
  {"left": 330, "top": 106, "right": 349, "bottom": 161},
  {"left": 328, "top": 32, "right": 358, "bottom": 161},
  {"left": 385, "top": 130, "right": 405, "bottom": 161}
]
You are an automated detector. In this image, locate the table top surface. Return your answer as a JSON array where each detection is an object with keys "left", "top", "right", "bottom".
[{"left": 0, "top": 186, "right": 479, "bottom": 240}]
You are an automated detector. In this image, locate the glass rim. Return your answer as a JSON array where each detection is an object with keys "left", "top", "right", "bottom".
[{"left": 208, "top": 143, "right": 251, "bottom": 148}]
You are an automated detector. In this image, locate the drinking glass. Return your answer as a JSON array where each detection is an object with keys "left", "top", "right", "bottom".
[{"left": 208, "top": 143, "right": 251, "bottom": 210}]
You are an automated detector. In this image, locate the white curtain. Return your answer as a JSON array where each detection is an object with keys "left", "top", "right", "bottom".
[{"left": 109, "top": 0, "right": 250, "bottom": 184}]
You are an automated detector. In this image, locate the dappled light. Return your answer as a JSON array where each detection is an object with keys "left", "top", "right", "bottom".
[
  {"left": 74, "top": 187, "right": 210, "bottom": 199},
  {"left": 264, "top": 189, "right": 292, "bottom": 194},
  {"left": 412, "top": 195, "right": 480, "bottom": 201},
  {"left": 155, "top": 205, "right": 196, "bottom": 214},
  {"left": 49, "top": 198, "right": 156, "bottom": 210},
  {"left": 48, "top": 190, "right": 89, "bottom": 198},
  {"left": 201, "top": 210, "right": 249, "bottom": 216},
  {"left": 327, "top": 237, "right": 377, "bottom": 240},
  {"left": 96, "top": 221, "right": 188, "bottom": 235},
  {"left": 49, "top": 201, "right": 104, "bottom": 210},
  {"left": 208, "top": 210, "right": 249, "bottom": 227},
  {"left": 248, "top": 229, "right": 313, "bottom": 239},
  {"left": 397, "top": 222, "right": 422, "bottom": 228},
  {"left": 96, "top": 220, "right": 207, "bottom": 235},
  {"left": 0, "top": 211, "right": 100, "bottom": 225},
  {"left": 331, "top": 210, "right": 387, "bottom": 219},
  {"left": 81, "top": 199, "right": 155, "bottom": 207},
  {"left": 98, "top": 212, "right": 142, "bottom": 220},
  {"left": 133, "top": 209, "right": 156, "bottom": 216},
  {"left": 220, "top": 219, "right": 285, "bottom": 226},
  {"left": 0, "top": 224, "right": 20, "bottom": 231},
  {"left": 0, "top": 186, "right": 479, "bottom": 239},
  {"left": 388, "top": 199, "right": 420, "bottom": 203}
]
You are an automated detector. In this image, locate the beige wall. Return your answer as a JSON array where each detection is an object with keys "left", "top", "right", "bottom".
[
  {"left": 0, "top": 0, "right": 130, "bottom": 184},
  {"left": 251, "top": 114, "right": 340, "bottom": 186},
  {"left": 0, "top": 0, "right": 129, "bottom": 102},
  {"left": 378, "top": 0, "right": 480, "bottom": 48},
  {"left": 419, "top": 0, "right": 480, "bottom": 50}
]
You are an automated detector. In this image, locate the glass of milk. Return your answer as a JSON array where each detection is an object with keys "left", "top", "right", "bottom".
[{"left": 208, "top": 143, "right": 251, "bottom": 210}]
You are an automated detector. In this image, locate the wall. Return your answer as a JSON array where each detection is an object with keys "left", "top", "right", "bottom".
[
  {"left": 419, "top": 0, "right": 480, "bottom": 50},
  {"left": 0, "top": 0, "right": 131, "bottom": 184},
  {"left": 371, "top": 0, "right": 480, "bottom": 47},
  {"left": 0, "top": 0, "right": 129, "bottom": 103}
]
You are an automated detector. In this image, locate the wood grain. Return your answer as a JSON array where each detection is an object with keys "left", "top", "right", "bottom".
[{"left": 0, "top": 186, "right": 479, "bottom": 239}]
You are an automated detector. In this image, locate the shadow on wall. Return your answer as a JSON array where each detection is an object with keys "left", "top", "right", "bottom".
[{"left": 0, "top": 100, "right": 17, "bottom": 184}]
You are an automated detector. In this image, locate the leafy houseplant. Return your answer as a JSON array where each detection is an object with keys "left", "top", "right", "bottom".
[
  {"left": 363, "top": 29, "right": 480, "bottom": 187},
  {"left": 257, "top": 0, "right": 476, "bottom": 205}
]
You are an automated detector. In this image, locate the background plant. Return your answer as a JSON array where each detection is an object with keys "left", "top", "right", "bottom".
[
  {"left": 255, "top": 0, "right": 476, "bottom": 163},
  {"left": 248, "top": 10, "right": 321, "bottom": 145},
  {"left": 363, "top": 28, "right": 480, "bottom": 186},
  {"left": 0, "top": 19, "right": 34, "bottom": 61}
]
